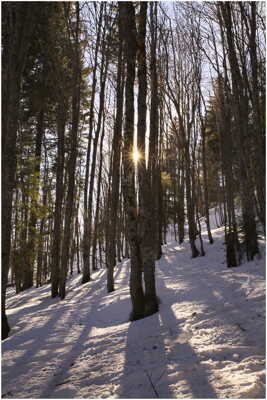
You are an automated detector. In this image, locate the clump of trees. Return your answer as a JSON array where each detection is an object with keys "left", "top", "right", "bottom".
[{"left": 2, "top": 1, "right": 265, "bottom": 340}]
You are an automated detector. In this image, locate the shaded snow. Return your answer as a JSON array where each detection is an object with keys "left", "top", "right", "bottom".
[{"left": 2, "top": 221, "right": 266, "bottom": 399}]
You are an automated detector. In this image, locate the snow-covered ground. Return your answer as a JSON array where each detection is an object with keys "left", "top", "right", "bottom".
[{"left": 2, "top": 221, "right": 266, "bottom": 399}]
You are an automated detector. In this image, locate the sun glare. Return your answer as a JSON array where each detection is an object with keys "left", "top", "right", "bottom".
[{"left": 132, "top": 150, "right": 141, "bottom": 164}]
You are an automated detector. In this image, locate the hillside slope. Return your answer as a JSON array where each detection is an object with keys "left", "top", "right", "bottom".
[{"left": 2, "top": 223, "right": 265, "bottom": 399}]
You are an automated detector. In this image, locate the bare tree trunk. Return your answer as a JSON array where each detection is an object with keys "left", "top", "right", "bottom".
[
  {"left": 51, "top": 105, "right": 66, "bottom": 297},
  {"left": 36, "top": 148, "right": 49, "bottom": 288},
  {"left": 92, "top": 120, "right": 105, "bottom": 271},
  {"left": 239, "top": 3, "right": 265, "bottom": 233},
  {"left": 200, "top": 117, "right": 213, "bottom": 244},
  {"left": 82, "top": 36, "right": 108, "bottom": 283},
  {"left": 82, "top": 3, "right": 103, "bottom": 284},
  {"left": 178, "top": 158, "right": 185, "bottom": 244},
  {"left": 59, "top": 4, "right": 81, "bottom": 299},
  {"left": 185, "top": 145, "right": 199, "bottom": 258},
  {"left": 137, "top": 2, "right": 158, "bottom": 317},
  {"left": 219, "top": 3, "right": 259, "bottom": 262},
  {"left": 2, "top": 3, "right": 39, "bottom": 339},
  {"left": 26, "top": 108, "right": 45, "bottom": 290},
  {"left": 76, "top": 216, "right": 81, "bottom": 274},
  {"left": 106, "top": 27, "right": 125, "bottom": 292},
  {"left": 119, "top": 2, "right": 145, "bottom": 320},
  {"left": 148, "top": 2, "right": 162, "bottom": 261}
]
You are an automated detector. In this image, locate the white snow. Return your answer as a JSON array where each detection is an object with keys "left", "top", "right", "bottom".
[{"left": 2, "top": 218, "right": 266, "bottom": 399}]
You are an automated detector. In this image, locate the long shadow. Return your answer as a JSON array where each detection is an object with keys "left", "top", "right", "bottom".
[
  {"left": 2, "top": 307, "right": 70, "bottom": 397},
  {"left": 2, "top": 267, "right": 112, "bottom": 398},
  {"left": 40, "top": 300, "right": 131, "bottom": 397},
  {"left": 6, "top": 284, "right": 51, "bottom": 309},
  {"left": 39, "top": 316, "right": 96, "bottom": 398},
  {"left": 44, "top": 322, "right": 130, "bottom": 399},
  {"left": 155, "top": 250, "right": 265, "bottom": 398},
  {"left": 39, "top": 263, "right": 131, "bottom": 398},
  {"left": 156, "top": 275, "right": 218, "bottom": 399},
  {"left": 118, "top": 248, "right": 221, "bottom": 399},
  {"left": 157, "top": 253, "right": 265, "bottom": 352},
  {"left": 119, "top": 314, "right": 174, "bottom": 398}
]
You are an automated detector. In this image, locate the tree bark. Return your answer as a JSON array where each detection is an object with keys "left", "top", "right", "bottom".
[
  {"left": 82, "top": 3, "right": 104, "bottom": 284},
  {"left": 51, "top": 104, "right": 66, "bottom": 297},
  {"left": 148, "top": 2, "right": 161, "bottom": 260},
  {"left": 2, "top": 3, "right": 39, "bottom": 339},
  {"left": 26, "top": 108, "right": 45, "bottom": 290},
  {"left": 119, "top": 2, "right": 145, "bottom": 320},
  {"left": 82, "top": 41, "right": 108, "bottom": 283},
  {"left": 106, "top": 24, "right": 124, "bottom": 293},
  {"left": 219, "top": 3, "right": 259, "bottom": 261},
  {"left": 92, "top": 119, "right": 105, "bottom": 272},
  {"left": 59, "top": 3, "right": 81, "bottom": 299},
  {"left": 138, "top": 2, "right": 158, "bottom": 317}
]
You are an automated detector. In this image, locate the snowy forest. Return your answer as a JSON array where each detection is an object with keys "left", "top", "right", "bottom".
[{"left": 2, "top": 1, "right": 266, "bottom": 398}]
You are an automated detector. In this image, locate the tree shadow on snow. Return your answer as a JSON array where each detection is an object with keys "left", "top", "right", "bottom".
[
  {"left": 119, "top": 314, "right": 174, "bottom": 398},
  {"left": 119, "top": 271, "right": 218, "bottom": 398},
  {"left": 157, "top": 255, "right": 265, "bottom": 352},
  {"left": 157, "top": 276, "right": 218, "bottom": 399},
  {"left": 38, "top": 264, "right": 131, "bottom": 398},
  {"left": 3, "top": 268, "right": 112, "bottom": 398}
]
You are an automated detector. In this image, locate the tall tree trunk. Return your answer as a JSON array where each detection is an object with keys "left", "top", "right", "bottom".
[
  {"left": 148, "top": 2, "right": 161, "bottom": 260},
  {"left": 76, "top": 216, "right": 81, "bottom": 274},
  {"left": 219, "top": 3, "right": 259, "bottom": 261},
  {"left": 82, "top": 43, "right": 108, "bottom": 283},
  {"left": 59, "top": 4, "right": 81, "bottom": 299},
  {"left": 26, "top": 108, "right": 45, "bottom": 290},
  {"left": 2, "top": 3, "right": 38, "bottom": 339},
  {"left": 119, "top": 2, "right": 145, "bottom": 320},
  {"left": 106, "top": 27, "right": 124, "bottom": 293},
  {"left": 215, "top": 76, "right": 239, "bottom": 267},
  {"left": 239, "top": 3, "right": 265, "bottom": 232},
  {"left": 138, "top": 2, "right": 158, "bottom": 317},
  {"left": 185, "top": 145, "right": 199, "bottom": 258},
  {"left": 36, "top": 144, "right": 49, "bottom": 288},
  {"left": 177, "top": 157, "right": 185, "bottom": 244},
  {"left": 51, "top": 104, "right": 66, "bottom": 297},
  {"left": 200, "top": 119, "right": 213, "bottom": 244},
  {"left": 82, "top": 3, "right": 104, "bottom": 284},
  {"left": 92, "top": 120, "right": 105, "bottom": 272}
]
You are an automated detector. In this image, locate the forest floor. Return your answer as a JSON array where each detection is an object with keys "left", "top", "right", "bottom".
[{"left": 2, "top": 219, "right": 266, "bottom": 399}]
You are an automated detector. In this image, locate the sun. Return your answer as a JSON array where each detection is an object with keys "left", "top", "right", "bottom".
[{"left": 132, "top": 149, "right": 141, "bottom": 164}]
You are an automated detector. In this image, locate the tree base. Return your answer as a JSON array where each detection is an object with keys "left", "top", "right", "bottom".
[
  {"left": 191, "top": 247, "right": 200, "bottom": 258},
  {"left": 81, "top": 274, "right": 90, "bottom": 284},
  {"left": 2, "top": 313, "right": 10, "bottom": 341},
  {"left": 226, "top": 232, "right": 238, "bottom": 267},
  {"left": 129, "top": 310, "right": 145, "bottom": 321},
  {"left": 144, "top": 295, "right": 159, "bottom": 317},
  {"left": 107, "top": 285, "right": 115, "bottom": 293}
]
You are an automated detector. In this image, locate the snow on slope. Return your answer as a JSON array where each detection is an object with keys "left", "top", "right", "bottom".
[{"left": 2, "top": 225, "right": 265, "bottom": 399}]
